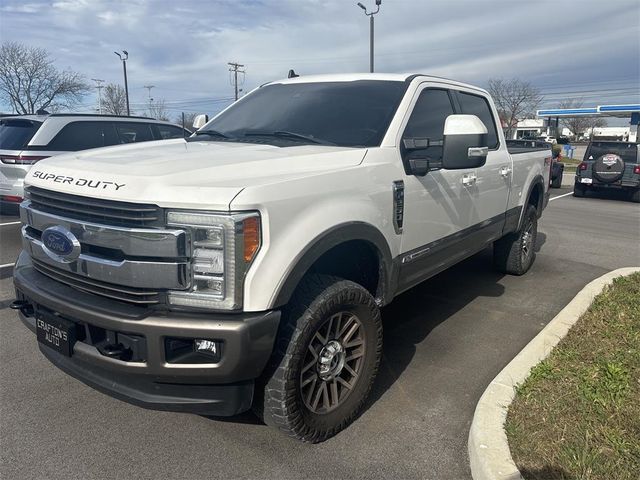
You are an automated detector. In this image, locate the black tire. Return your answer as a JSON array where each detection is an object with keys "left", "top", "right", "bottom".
[
  {"left": 573, "top": 184, "right": 586, "bottom": 197},
  {"left": 255, "top": 274, "right": 382, "bottom": 443},
  {"left": 551, "top": 173, "right": 562, "bottom": 188},
  {"left": 631, "top": 189, "right": 640, "bottom": 203},
  {"left": 493, "top": 205, "right": 538, "bottom": 276}
]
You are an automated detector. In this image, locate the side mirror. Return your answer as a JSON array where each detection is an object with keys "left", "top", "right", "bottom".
[
  {"left": 442, "top": 114, "right": 489, "bottom": 169},
  {"left": 192, "top": 114, "right": 209, "bottom": 130}
]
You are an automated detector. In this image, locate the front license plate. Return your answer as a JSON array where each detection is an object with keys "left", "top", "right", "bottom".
[
  {"left": 36, "top": 313, "right": 77, "bottom": 357},
  {"left": 580, "top": 178, "right": 593, "bottom": 184}
]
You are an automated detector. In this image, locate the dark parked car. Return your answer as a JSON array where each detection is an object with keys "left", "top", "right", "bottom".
[
  {"left": 507, "top": 139, "right": 561, "bottom": 187},
  {"left": 574, "top": 141, "right": 640, "bottom": 202}
]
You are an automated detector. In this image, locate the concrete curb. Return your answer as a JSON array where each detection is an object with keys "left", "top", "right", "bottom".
[{"left": 468, "top": 267, "right": 640, "bottom": 480}]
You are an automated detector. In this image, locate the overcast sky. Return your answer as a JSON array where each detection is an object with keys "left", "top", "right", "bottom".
[{"left": 1, "top": 0, "right": 638, "bottom": 121}]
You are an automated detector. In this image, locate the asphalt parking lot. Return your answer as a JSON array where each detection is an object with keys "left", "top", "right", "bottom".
[{"left": 1, "top": 190, "right": 639, "bottom": 480}]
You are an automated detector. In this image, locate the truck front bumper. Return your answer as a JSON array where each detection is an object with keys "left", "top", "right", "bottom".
[{"left": 13, "top": 252, "right": 280, "bottom": 416}]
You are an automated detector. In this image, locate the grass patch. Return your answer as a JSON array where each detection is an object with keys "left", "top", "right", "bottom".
[{"left": 505, "top": 273, "right": 640, "bottom": 480}]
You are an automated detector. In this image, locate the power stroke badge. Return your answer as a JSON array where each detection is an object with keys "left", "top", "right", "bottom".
[{"left": 31, "top": 171, "right": 125, "bottom": 191}]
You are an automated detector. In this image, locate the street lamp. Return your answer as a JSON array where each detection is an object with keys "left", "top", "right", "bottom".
[
  {"left": 114, "top": 50, "right": 130, "bottom": 115},
  {"left": 356, "top": 0, "right": 381, "bottom": 73}
]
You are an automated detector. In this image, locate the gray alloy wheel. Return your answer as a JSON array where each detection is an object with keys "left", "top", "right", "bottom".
[
  {"left": 300, "top": 311, "right": 366, "bottom": 414},
  {"left": 493, "top": 204, "right": 538, "bottom": 276},
  {"left": 520, "top": 217, "right": 535, "bottom": 267}
]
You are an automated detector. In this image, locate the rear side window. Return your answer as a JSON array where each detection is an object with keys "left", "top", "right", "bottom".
[
  {"left": 403, "top": 89, "right": 455, "bottom": 142},
  {"left": 156, "top": 124, "right": 186, "bottom": 139},
  {"left": 47, "top": 121, "right": 118, "bottom": 151},
  {"left": 457, "top": 92, "right": 499, "bottom": 148},
  {"left": 115, "top": 122, "right": 154, "bottom": 144},
  {"left": 0, "top": 119, "right": 42, "bottom": 149}
]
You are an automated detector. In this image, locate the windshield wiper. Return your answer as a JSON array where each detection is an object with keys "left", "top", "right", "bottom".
[
  {"left": 243, "top": 130, "right": 334, "bottom": 145},
  {"left": 194, "top": 129, "right": 233, "bottom": 139}
]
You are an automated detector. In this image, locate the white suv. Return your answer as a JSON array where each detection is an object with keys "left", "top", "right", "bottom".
[{"left": 0, "top": 114, "right": 189, "bottom": 212}]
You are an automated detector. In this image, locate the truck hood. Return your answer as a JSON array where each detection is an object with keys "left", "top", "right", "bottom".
[{"left": 24, "top": 139, "right": 367, "bottom": 210}]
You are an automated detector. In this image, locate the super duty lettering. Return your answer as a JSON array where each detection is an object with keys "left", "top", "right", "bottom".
[{"left": 31, "top": 171, "right": 125, "bottom": 190}]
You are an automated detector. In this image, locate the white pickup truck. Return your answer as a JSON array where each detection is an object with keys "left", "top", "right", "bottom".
[{"left": 13, "top": 73, "right": 550, "bottom": 442}]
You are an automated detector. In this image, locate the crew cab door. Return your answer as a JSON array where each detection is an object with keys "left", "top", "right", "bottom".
[
  {"left": 451, "top": 88, "right": 512, "bottom": 232},
  {"left": 395, "top": 83, "right": 509, "bottom": 292}
]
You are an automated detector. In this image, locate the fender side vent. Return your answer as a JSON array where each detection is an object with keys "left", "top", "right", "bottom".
[{"left": 392, "top": 180, "right": 404, "bottom": 234}]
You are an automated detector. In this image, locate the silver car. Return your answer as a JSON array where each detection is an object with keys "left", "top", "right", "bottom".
[{"left": 0, "top": 114, "right": 190, "bottom": 213}]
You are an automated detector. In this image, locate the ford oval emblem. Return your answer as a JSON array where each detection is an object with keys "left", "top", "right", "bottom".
[{"left": 41, "top": 226, "right": 80, "bottom": 263}]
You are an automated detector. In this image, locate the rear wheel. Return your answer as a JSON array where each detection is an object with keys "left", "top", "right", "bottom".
[
  {"left": 551, "top": 174, "right": 562, "bottom": 188},
  {"left": 493, "top": 205, "right": 538, "bottom": 276},
  {"left": 255, "top": 274, "right": 382, "bottom": 443},
  {"left": 630, "top": 189, "right": 640, "bottom": 203}
]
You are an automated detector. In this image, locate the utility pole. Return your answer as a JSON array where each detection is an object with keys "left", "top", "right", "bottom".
[
  {"left": 228, "top": 62, "right": 245, "bottom": 101},
  {"left": 91, "top": 78, "right": 105, "bottom": 114},
  {"left": 114, "top": 50, "right": 130, "bottom": 115},
  {"left": 143, "top": 85, "right": 155, "bottom": 113},
  {"left": 356, "top": 1, "right": 382, "bottom": 73}
]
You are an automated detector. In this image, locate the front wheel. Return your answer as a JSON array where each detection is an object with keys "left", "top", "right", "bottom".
[
  {"left": 255, "top": 274, "right": 382, "bottom": 443},
  {"left": 493, "top": 205, "right": 538, "bottom": 275}
]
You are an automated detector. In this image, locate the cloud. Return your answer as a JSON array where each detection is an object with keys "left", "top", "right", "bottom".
[{"left": 0, "top": 0, "right": 638, "bottom": 119}]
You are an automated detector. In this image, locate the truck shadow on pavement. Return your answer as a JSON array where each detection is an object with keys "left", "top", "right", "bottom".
[{"left": 367, "top": 247, "right": 506, "bottom": 411}]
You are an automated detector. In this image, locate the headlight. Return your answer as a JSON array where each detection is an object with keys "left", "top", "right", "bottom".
[{"left": 166, "top": 211, "right": 261, "bottom": 310}]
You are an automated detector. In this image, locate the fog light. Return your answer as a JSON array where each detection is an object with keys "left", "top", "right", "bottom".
[{"left": 195, "top": 339, "right": 219, "bottom": 356}]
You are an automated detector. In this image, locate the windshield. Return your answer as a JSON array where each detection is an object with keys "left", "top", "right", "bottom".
[
  {"left": 200, "top": 80, "right": 407, "bottom": 147},
  {"left": 586, "top": 142, "right": 639, "bottom": 163},
  {"left": 0, "top": 119, "right": 42, "bottom": 150}
]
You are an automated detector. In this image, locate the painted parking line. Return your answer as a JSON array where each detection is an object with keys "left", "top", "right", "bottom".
[
  {"left": 0, "top": 263, "right": 15, "bottom": 280},
  {"left": 0, "top": 221, "right": 21, "bottom": 227},
  {"left": 549, "top": 192, "right": 573, "bottom": 202}
]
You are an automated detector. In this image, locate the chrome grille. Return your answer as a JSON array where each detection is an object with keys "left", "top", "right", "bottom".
[
  {"left": 25, "top": 186, "right": 163, "bottom": 228},
  {"left": 32, "top": 259, "right": 162, "bottom": 305}
]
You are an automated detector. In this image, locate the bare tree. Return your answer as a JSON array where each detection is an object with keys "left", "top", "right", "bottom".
[
  {"left": 147, "top": 99, "right": 170, "bottom": 121},
  {"left": 558, "top": 98, "right": 606, "bottom": 139},
  {"left": 0, "top": 42, "right": 90, "bottom": 114},
  {"left": 102, "top": 83, "right": 128, "bottom": 115},
  {"left": 487, "top": 78, "right": 543, "bottom": 139},
  {"left": 174, "top": 112, "right": 198, "bottom": 130}
]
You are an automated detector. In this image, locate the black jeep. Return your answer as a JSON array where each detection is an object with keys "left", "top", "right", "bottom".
[{"left": 574, "top": 141, "right": 640, "bottom": 202}]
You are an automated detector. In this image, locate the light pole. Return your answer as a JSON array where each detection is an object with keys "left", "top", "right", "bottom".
[
  {"left": 356, "top": 0, "right": 381, "bottom": 73},
  {"left": 114, "top": 50, "right": 130, "bottom": 115}
]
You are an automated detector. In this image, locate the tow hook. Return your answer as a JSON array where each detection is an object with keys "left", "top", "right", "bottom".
[
  {"left": 96, "top": 342, "right": 133, "bottom": 361},
  {"left": 10, "top": 300, "right": 34, "bottom": 317}
]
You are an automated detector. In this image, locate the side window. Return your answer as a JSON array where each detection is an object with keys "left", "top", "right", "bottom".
[
  {"left": 114, "top": 122, "right": 154, "bottom": 144},
  {"left": 47, "top": 121, "right": 111, "bottom": 151},
  {"left": 156, "top": 124, "right": 185, "bottom": 139},
  {"left": 457, "top": 91, "right": 499, "bottom": 149},
  {"left": 403, "top": 89, "right": 455, "bottom": 143}
]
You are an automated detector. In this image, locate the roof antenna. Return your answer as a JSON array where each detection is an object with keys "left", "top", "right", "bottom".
[
  {"left": 288, "top": 69, "right": 299, "bottom": 79},
  {"left": 36, "top": 109, "right": 50, "bottom": 115}
]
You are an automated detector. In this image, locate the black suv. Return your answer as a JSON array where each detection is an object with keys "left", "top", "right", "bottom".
[{"left": 574, "top": 141, "right": 640, "bottom": 202}]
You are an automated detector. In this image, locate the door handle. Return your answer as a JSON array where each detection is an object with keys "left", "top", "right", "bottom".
[
  {"left": 462, "top": 173, "right": 477, "bottom": 187},
  {"left": 499, "top": 166, "right": 512, "bottom": 177}
]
